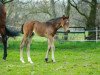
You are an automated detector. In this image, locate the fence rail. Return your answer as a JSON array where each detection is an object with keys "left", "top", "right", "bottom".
[
  {"left": 57, "top": 26, "right": 100, "bottom": 42},
  {"left": 0, "top": 26, "right": 100, "bottom": 42}
]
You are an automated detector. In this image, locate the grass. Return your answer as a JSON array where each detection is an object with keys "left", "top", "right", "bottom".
[{"left": 0, "top": 36, "right": 100, "bottom": 75}]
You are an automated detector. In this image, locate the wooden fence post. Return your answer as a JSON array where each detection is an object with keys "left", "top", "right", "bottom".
[{"left": 96, "top": 26, "right": 98, "bottom": 42}]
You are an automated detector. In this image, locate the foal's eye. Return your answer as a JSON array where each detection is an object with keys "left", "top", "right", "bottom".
[{"left": 66, "top": 20, "right": 69, "bottom": 23}]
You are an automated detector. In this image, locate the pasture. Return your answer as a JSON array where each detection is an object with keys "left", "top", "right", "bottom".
[{"left": 0, "top": 36, "right": 100, "bottom": 75}]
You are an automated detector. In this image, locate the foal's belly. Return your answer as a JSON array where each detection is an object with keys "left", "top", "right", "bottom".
[
  {"left": 33, "top": 28, "right": 46, "bottom": 37},
  {"left": 33, "top": 23, "right": 53, "bottom": 37}
]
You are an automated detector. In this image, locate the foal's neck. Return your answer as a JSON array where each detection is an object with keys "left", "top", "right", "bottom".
[
  {"left": 50, "top": 23, "right": 61, "bottom": 36},
  {"left": 53, "top": 23, "right": 61, "bottom": 31}
]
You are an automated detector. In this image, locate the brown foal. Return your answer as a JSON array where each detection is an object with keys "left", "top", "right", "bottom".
[{"left": 20, "top": 15, "right": 69, "bottom": 63}]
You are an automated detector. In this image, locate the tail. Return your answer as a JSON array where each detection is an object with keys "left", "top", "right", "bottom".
[
  {"left": 5, "top": 27, "right": 20, "bottom": 37},
  {"left": 21, "top": 24, "right": 24, "bottom": 34}
]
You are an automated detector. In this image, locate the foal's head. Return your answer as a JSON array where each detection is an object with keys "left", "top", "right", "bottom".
[
  {"left": 60, "top": 15, "right": 69, "bottom": 32},
  {"left": 46, "top": 15, "right": 69, "bottom": 32}
]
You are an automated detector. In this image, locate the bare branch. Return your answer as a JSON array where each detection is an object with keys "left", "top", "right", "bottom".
[
  {"left": 69, "top": 0, "right": 88, "bottom": 19},
  {"left": 73, "top": 18, "right": 86, "bottom": 23},
  {"left": 82, "top": 0, "right": 93, "bottom": 6},
  {"left": 3, "top": 0, "right": 13, "bottom": 4},
  {"left": 72, "top": 0, "right": 77, "bottom": 6}
]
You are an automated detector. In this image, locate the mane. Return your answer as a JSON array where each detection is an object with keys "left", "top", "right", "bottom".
[{"left": 46, "top": 17, "right": 62, "bottom": 24}]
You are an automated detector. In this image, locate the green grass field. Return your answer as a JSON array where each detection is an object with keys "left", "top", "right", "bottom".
[{"left": 0, "top": 36, "right": 100, "bottom": 75}]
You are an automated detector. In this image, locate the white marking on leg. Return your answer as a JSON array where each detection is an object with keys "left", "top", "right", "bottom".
[
  {"left": 51, "top": 38, "right": 56, "bottom": 62},
  {"left": 45, "top": 45, "right": 51, "bottom": 59},
  {"left": 45, "top": 39, "right": 51, "bottom": 59},
  {"left": 51, "top": 44, "right": 56, "bottom": 62},
  {"left": 28, "top": 57, "right": 33, "bottom": 64},
  {"left": 20, "top": 57, "right": 25, "bottom": 63},
  {"left": 20, "top": 48, "right": 25, "bottom": 63}
]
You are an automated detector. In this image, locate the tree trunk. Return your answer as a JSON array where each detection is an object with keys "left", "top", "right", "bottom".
[
  {"left": 64, "top": 0, "right": 71, "bottom": 40},
  {"left": 86, "top": 0, "right": 97, "bottom": 40},
  {"left": 50, "top": 0, "right": 56, "bottom": 18},
  {"left": 65, "top": 0, "right": 71, "bottom": 16}
]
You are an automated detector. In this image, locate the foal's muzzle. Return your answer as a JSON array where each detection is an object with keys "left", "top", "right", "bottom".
[
  {"left": 67, "top": 30, "right": 70, "bottom": 33},
  {"left": 64, "top": 30, "right": 70, "bottom": 34}
]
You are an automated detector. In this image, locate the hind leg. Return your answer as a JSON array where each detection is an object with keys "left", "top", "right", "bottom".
[
  {"left": 20, "top": 36, "right": 27, "bottom": 63},
  {"left": 26, "top": 37, "right": 33, "bottom": 64},
  {"left": 2, "top": 35, "right": 7, "bottom": 60}
]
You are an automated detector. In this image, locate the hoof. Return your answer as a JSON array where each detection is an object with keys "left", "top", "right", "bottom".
[
  {"left": 20, "top": 59, "right": 25, "bottom": 63},
  {"left": 67, "top": 30, "right": 70, "bottom": 33},
  {"left": 45, "top": 58, "right": 48, "bottom": 62},
  {"left": 3, "top": 57, "right": 6, "bottom": 60},
  {"left": 30, "top": 61, "right": 34, "bottom": 64},
  {"left": 28, "top": 58, "right": 33, "bottom": 64},
  {"left": 28, "top": 60, "right": 33, "bottom": 64},
  {"left": 21, "top": 61, "right": 25, "bottom": 63},
  {"left": 52, "top": 60, "right": 56, "bottom": 63}
]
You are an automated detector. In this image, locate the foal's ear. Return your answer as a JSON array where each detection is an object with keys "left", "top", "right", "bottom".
[
  {"left": 62, "top": 15, "right": 66, "bottom": 19},
  {"left": 62, "top": 15, "right": 69, "bottom": 19},
  {"left": 65, "top": 16, "right": 69, "bottom": 19}
]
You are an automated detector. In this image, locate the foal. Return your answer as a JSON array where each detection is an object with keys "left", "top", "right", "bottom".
[{"left": 20, "top": 15, "right": 69, "bottom": 63}]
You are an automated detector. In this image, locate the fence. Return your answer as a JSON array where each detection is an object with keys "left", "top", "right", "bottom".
[
  {"left": 0, "top": 26, "right": 100, "bottom": 42},
  {"left": 57, "top": 26, "right": 100, "bottom": 42}
]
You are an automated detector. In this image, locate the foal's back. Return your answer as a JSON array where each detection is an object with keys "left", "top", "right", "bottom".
[
  {"left": 23, "top": 20, "right": 53, "bottom": 37},
  {"left": 34, "top": 21, "right": 54, "bottom": 37}
]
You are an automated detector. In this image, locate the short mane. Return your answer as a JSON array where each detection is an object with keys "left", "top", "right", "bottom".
[{"left": 46, "top": 17, "right": 62, "bottom": 24}]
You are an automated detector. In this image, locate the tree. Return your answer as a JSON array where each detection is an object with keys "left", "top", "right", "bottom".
[
  {"left": 69, "top": 0, "right": 97, "bottom": 40},
  {"left": 62, "top": 0, "right": 71, "bottom": 40},
  {"left": 0, "top": 0, "right": 13, "bottom": 4},
  {"left": 50, "top": 0, "right": 56, "bottom": 18},
  {"left": 65, "top": 0, "right": 71, "bottom": 16}
]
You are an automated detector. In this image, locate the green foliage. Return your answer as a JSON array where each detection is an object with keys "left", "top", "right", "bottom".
[{"left": 0, "top": 36, "right": 100, "bottom": 75}]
